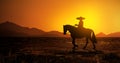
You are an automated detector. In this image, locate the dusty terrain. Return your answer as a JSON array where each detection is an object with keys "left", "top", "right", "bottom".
[{"left": 0, "top": 37, "right": 120, "bottom": 63}]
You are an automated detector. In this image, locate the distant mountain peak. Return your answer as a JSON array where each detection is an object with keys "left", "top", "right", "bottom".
[
  {"left": 98, "top": 32, "right": 106, "bottom": 35},
  {"left": 2, "top": 21, "right": 15, "bottom": 24},
  {"left": 107, "top": 32, "right": 120, "bottom": 37},
  {"left": 0, "top": 21, "right": 45, "bottom": 37},
  {"left": 96, "top": 32, "right": 106, "bottom": 37},
  {"left": 0, "top": 21, "right": 20, "bottom": 27},
  {"left": 5, "top": 21, "right": 11, "bottom": 23},
  {"left": 96, "top": 32, "right": 120, "bottom": 37}
]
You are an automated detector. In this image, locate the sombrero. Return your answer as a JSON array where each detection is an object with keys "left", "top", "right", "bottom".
[{"left": 76, "top": 16, "right": 85, "bottom": 20}]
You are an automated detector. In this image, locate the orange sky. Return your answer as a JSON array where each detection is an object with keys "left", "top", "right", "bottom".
[{"left": 0, "top": 0, "right": 120, "bottom": 34}]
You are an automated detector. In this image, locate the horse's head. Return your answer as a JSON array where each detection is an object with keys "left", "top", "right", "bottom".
[
  {"left": 63, "top": 25, "right": 75, "bottom": 35},
  {"left": 63, "top": 25, "right": 67, "bottom": 35}
]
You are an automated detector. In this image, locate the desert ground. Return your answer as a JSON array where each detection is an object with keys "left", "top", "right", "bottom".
[{"left": 0, "top": 37, "right": 120, "bottom": 63}]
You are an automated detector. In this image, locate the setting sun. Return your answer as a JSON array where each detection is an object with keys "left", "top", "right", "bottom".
[
  {"left": 52, "top": 1, "right": 104, "bottom": 34},
  {"left": 0, "top": 0, "right": 120, "bottom": 34}
]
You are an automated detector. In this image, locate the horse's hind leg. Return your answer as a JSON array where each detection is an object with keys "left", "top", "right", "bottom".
[
  {"left": 90, "top": 38, "right": 96, "bottom": 50},
  {"left": 92, "top": 41, "right": 96, "bottom": 50},
  {"left": 83, "top": 38, "right": 88, "bottom": 49}
]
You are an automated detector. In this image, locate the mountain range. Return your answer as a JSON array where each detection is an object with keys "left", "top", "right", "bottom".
[
  {"left": 0, "top": 21, "right": 120, "bottom": 37},
  {"left": 0, "top": 21, "right": 69, "bottom": 37},
  {"left": 96, "top": 32, "right": 120, "bottom": 37}
]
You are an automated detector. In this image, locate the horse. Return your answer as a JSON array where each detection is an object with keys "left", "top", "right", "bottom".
[{"left": 63, "top": 25, "right": 97, "bottom": 51}]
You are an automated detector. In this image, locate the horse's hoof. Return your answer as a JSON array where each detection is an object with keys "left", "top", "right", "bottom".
[
  {"left": 93, "top": 48, "right": 97, "bottom": 51},
  {"left": 75, "top": 45, "right": 78, "bottom": 47},
  {"left": 83, "top": 48, "right": 86, "bottom": 50},
  {"left": 82, "top": 47, "right": 86, "bottom": 50},
  {"left": 72, "top": 47, "right": 76, "bottom": 50},
  {"left": 72, "top": 49, "right": 75, "bottom": 53}
]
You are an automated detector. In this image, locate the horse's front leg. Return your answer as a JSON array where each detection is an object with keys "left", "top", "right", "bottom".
[
  {"left": 72, "top": 38, "right": 78, "bottom": 50},
  {"left": 83, "top": 38, "right": 88, "bottom": 49}
]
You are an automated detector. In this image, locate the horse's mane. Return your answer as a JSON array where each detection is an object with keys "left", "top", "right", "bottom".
[
  {"left": 64, "top": 25, "right": 74, "bottom": 27},
  {"left": 64, "top": 25, "right": 77, "bottom": 29}
]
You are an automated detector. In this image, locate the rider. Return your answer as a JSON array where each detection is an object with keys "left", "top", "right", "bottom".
[{"left": 75, "top": 16, "right": 85, "bottom": 30}]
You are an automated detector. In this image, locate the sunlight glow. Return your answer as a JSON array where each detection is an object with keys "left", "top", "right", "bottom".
[{"left": 52, "top": 4, "right": 102, "bottom": 34}]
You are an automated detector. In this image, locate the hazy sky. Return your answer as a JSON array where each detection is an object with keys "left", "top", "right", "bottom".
[{"left": 0, "top": 0, "right": 120, "bottom": 34}]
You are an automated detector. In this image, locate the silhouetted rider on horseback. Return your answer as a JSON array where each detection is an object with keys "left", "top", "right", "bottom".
[
  {"left": 63, "top": 16, "right": 97, "bottom": 51},
  {"left": 75, "top": 16, "right": 85, "bottom": 31}
]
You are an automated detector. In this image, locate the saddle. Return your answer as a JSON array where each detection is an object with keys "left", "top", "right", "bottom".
[{"left": 77, "top": 27, "right": 88, "bottom": 34}]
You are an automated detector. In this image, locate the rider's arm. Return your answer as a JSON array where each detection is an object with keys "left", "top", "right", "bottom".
[{"left": 75, "top": 24, "right": 78, "bottom": 26}]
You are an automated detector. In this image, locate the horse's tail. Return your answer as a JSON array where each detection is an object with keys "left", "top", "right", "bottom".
[{"left": 91, "top": 31, "right": 97, "bottom": 43}]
